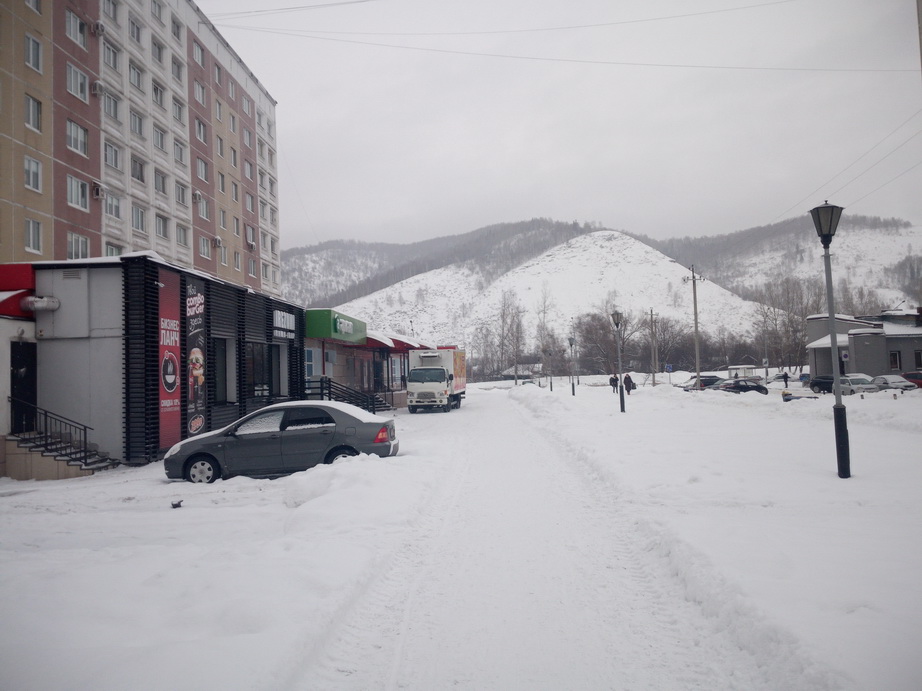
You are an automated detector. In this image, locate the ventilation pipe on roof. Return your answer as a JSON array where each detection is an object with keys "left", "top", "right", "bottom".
[{"left": 20, "top": 295, "right": 61, "bottom": 311}]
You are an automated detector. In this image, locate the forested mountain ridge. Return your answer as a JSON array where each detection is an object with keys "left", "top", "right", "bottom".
[{"left": 282, "top": 219, "right": 599, "bottom": 307}]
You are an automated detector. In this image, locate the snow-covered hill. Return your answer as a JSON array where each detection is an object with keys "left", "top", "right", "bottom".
[{"left": 337, "top": 230, "right": 766, "bottom": 346}]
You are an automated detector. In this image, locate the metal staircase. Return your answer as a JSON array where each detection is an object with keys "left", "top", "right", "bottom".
[{"left": 7, "top": 397, "right": 119, "bottom": 471}]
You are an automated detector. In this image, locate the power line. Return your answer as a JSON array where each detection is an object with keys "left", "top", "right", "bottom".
[
  {"left": 213, "top": 0, "right": 797, "bottom": 36},
  {"left": 773, "top": 108, "right": 922, "bottom": 219},
  {"left": 210, "top": 0, "right": 381, "bottom": 20},
  {"left": 211, "top": 24, "right": 919, "bottom": 73}
]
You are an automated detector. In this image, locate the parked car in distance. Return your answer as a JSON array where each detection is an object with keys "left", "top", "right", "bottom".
[
  {"left": 164, "top": 400, "right": 399, "bottom": 483},
  {"left": 681, "top": 375, "right": 723, "bottom": 390},
  {"left": 872, "top": 375, "right": 918, "bottom": 391},
  {"left": 902, "top": 372, "right": 922, "bottom": 387},
  {"left": 807, "top": 374, "right": 879, "bottom": 395},
  {"left": 715, "top": 379, "right": 769, "bottom": 395}
]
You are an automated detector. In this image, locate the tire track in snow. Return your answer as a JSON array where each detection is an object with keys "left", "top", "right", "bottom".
[{"left": 294, "top": 389, "right": 849, "bottom": 690}]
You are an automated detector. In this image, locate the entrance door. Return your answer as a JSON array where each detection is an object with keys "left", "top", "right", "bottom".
[{"left": 10, "top": 342, "right": 37, "bottom": 434}]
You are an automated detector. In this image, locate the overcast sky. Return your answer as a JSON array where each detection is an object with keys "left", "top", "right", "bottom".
[{"left": 196, "top": 0, "right": 922, "bottom": 249}]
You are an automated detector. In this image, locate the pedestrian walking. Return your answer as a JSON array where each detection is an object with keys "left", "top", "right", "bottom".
[
  {"left": 609, "top": 374, "right": 619, "bottom": 393},
  {"left": 623, "top": 373, "right": 634, "bottom": 394},
  {"left": 782, "top": 372, "right": 789, "bottom": 387}
]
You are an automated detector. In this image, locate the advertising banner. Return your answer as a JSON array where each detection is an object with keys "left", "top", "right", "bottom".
[
  {"left": 186, "top": 277, "right": 207, "bottom": 435},
  {"left": 158, "top": 269, "right": 181, "bottom": 448}
]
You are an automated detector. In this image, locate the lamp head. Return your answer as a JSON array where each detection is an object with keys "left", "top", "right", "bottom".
[
  {"left": 568, "top": 337, "right": 575, "bottom": 347},
  {"left": 611, "top": 311, "right": 622, "bottom": 327},
  {"left": 809, "top": 202, "right": 844, "bottom": 248}
]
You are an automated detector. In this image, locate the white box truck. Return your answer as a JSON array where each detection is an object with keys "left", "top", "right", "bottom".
[{"left": 407, "top": 348, "right": 466, "bottom": 413}]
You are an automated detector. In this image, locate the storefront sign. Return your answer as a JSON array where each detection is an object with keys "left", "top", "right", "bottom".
[
  {"left": 273, "top": 309, "right": 295, "bottom": 339},
  {"left": 186, "top": 278, "right": 206, "bottom": 435},
  {"left": 158, "top": 269, "right": 181, "bottom": 448},
  {"left": 303, "top": 309, "right": 367, "bottom": 344}
]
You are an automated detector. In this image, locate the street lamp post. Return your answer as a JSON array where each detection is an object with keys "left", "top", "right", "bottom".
[
  {"left": 568, "top": 337, "right": 576, "bottom": 396},
  {"left": 610, "top": 312, "right": 626, "bottom": 413},
  {"left": 810, "top": 202, "right": 850, "bottom": 479}
]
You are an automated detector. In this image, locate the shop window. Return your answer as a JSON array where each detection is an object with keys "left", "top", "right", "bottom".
[
  {"left": 245, "top": 343, "right": 280, "bottom": 398},
  {"left": 213, "top": 338, "right": 237, "bottom": 403},
  {"left": 889, "top": 351, "right": 901, "bottom": 371},
  {"left": 915, "top": 351, "right": 922, "bottom": 369}
]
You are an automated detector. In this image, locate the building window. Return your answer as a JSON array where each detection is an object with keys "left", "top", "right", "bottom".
[
  {"left": 194, "top": 81, "right": 206, "bottom": 105},
  {"left": 245, "top": 224, "right": 255, "bottom": 244},
  {"left": 245, "top": 193, "right": 254, "bottom": 212},
  {"left": 129, "top": 62, "right": 144, "bottom": 91},
  {"left": 129, "top": 17, "right": 142, "bottom": 43},
  {"left": 193, "top": 42, "right": 204, "bottom": 66},
  {"left": 67, "top": 232, "right": 89, "bottom": 260},
  {"left": 151, "top": 0, "right": 163, "bottom": 22},
  {"left": 156, "top": 214, "right": 169, "bottom": 239},
  {"left": 25, "top": 34, "right": 42, "bottom": 72},
  {"left": 154, "top": 169, "right": 168, "bottom": 194},
  {"left": 25, "top": 218, "right": 42, "bottom": 253},
  {"left": 176, "top": 225, "right": 189, "bottom": 247},
  {"left": 104, "top": 141, "right": 122, "bottom": 169},
  {"left": 67, "top": 176, "right": 89, "bottom": 210},
  {"left": 196, "top": 157, "right": 208, "bottom": 181},
  {"left": 243, "top": 128, "right": 252, "bottom": 148},
  {"left": 26, "top": 0, "right": 41, "bottom": 13},
  {"left": 65, "top": 10, "right": 87, "bottom": 48},
  {"left": 171, "top": 56, "right": 183, "bottom": 83},
  {"left": 103, "top": 0, "right": 118, "bottom": 21},
  {"left": 219, "top": 209, "right": 227, "bottom": 228},
  {"left": 242, "top": 96, "right": 251, "bottom": 116},
  {"left": 217, "top": 172, "right": 225, "bottom": 193},
  {"left": 171, "top": 16, "right": 182, "bottom": 41},
  {"left": 234, "top": 251, "right": 241, "bottom": 271},
  {"left": 66, "top": 63, "right": 88, "bottom": 101},
  {"left": 66, "top": 120, "right": 89, "bottom": 155},
  {"left": 248, "top": 258, "right": 256, "bottom": 277},
  {"left": 151, "top": 38, "right": 164, "bottom": 64},
  {"left": 195, "top": 118, "right": 207, "bottom": 142},
  {"left": 151, "top": 81, "right": 165, "bottom": 108},
  {"left": 230, "top": 114, "right": 237, "bottom": 133},
  {"left": 220, "top": 245, "right": 228, "bottom": 266},
  {"left": 106, "top": 243, "right": 123, "bottom": 256},
  {"left": 233, "top": 217, "right": 240, "bottom": 236},
  {"left": 889, "top": 351, "right": 902, "bottom": 371},
  {"left": 25, "top": 94, "right": 42, "bottom": 131},
  {"left": 172, "top": 98, "right": 185, "bottom": 123},
  {"left": 153, "top": 125, "right": 166, "bottom": 151},
  {"left": 131, "top": 204, "right": 146, "bottom": 233},
  {"left": 175, "top": 182, "right": 188, "bottom": 205},
  {"left": 130, "top": 156, "right": 145, "bottom": 182},
  {"left": 173, "top": 140, "right": 185, "bottom": 164},
  {"left": 244, "top": 160, "right": 253, "bottom": 180},
  {"left": 231, "top": 182, "right": 238, "bottom": 201},
  {"left": 24, "top": 156, "right": 42, "bottom": 192},
  {"left": 199, "top": 236, "right": 212, "bottom": 258},
  {"left": 197, "top": 197, "right": 210, "bottom": 220},
  {"left": 105, "top": 194, "right": 121, "bottom": 219},
  {"left": 214, "top": 64, "right": 223, "bottom": 84},
  {"left": 103, "top": 41, "right": 120, "bottom": 71},
  {"left": 228, "top": 81, "right": 235, "bottom": 100},
  {"left": 104, "top": 92, "right": 120, "bottom": 120},
  {"left": 130, "top": 110, "right": 144, "bottom": 136},
  {"left": 215, "top": 100, "right": 222, "bottom": 121},
  {"left": 262, "top": 262, "right": 269, "bottom": 280}
]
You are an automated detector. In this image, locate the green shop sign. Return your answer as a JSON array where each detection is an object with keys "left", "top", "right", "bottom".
[{"left": 304, "top": 309, "right": 367, "bottom": 344}]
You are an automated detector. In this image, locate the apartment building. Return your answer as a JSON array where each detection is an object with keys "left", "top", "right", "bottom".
[{"left": 1, "top": 0, "right": 282, "bottom": 296}]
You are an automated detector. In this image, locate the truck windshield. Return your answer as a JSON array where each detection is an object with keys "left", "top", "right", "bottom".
[{"left": 408, "top": 368, "right": 446, "bottom": 383}]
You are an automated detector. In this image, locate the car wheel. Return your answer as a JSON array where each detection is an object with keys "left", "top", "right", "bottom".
[
  {"left": 324, "top": 447, "right": 357, "bottom": 464},
  {"left": 811, "top": 385, "right": 821, "bottom": 393},
  {"left": 185, "top": 455, "right": 220, "bottom": 483},
  {"left": 408, "top": 406, "right": 417, "bottom": 414}
]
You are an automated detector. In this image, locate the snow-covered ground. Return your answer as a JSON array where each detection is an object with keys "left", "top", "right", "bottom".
[{"left": 1, "top": 377, "right": 920, "bottom": 690}]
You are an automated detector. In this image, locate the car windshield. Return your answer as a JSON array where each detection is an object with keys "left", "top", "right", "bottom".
[
  {"left": 408, "top": 367, "right": 446, "bottom": 383},
  {"left": 849, "top": 377, "right": 872, "bottom": 384}
]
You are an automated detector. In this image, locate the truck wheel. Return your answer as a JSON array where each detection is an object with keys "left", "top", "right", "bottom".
[
  {"left": 409, "top": 406, "right": 417, "bottom": 414},
  {"left": 455, "top": 396, "right": 461, "bottom": 409},
  {"left": 444, "top": 400, "right": 451, "bottom": 413}
]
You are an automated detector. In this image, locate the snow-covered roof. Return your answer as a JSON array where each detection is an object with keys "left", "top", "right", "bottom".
[{"left": 805, "top": 333, "right": 850, "bottom": 349}]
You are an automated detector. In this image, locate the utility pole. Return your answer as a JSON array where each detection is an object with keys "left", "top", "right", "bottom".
[
  {"left": 649, "top": 308, "right": 659, "bottom": 386},
  {"left": 683, "top": 266, "right": 705, "bottom": 388}
]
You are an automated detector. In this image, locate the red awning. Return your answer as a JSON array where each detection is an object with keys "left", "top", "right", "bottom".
[{"left": 0, "top": 290, "right": 34, "bottom": 319}]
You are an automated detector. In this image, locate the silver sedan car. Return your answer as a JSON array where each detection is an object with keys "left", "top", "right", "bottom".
[
  {"left": 164, "top": 400, "right": 399, "bottom": 483},
  {"left": 872, "top": 375, "right": 918, "bottom": 391}
]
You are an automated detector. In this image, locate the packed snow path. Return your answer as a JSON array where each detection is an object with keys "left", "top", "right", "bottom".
[{"left": 294, "top": 390, "right": 838, "bottom": 690}]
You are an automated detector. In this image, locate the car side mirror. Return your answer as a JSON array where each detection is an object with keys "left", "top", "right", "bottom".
[{"left": 449, "top": 373, "right": 454, "bottom": 381}]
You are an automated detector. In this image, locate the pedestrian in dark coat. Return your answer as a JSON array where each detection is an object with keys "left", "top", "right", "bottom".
[
  {"left": 609, "top": 374, "right": 619, "bottom": 393},
  {"left": 623, "top": 373, "right": 634, "bottom": 394},
  {"left": 782, "top": 372, "right": 789, "bottom": 387}
]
